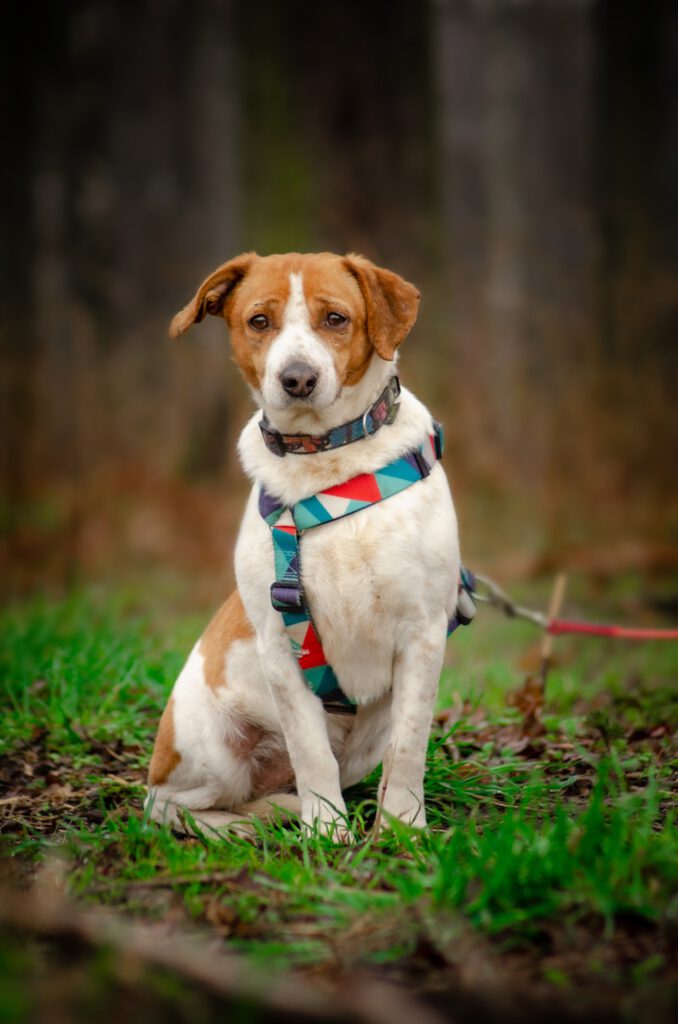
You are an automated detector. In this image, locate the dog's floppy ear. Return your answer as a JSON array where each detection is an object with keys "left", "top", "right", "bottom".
[
  {"left": 343, "top": 254, "right": 420, "bottom": 361},
  {"left": 169, "top": 252, "right": 256, "bottom": 338}
]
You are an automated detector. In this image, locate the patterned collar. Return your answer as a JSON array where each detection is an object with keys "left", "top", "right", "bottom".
[{"left": 259, "top": 376, "right": 401, "bottom": 457}]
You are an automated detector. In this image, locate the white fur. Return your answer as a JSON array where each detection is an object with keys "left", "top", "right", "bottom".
[
  {"left": 260, "top": 272, "right": 339, "bottom": 412},
  {"left": 147, "top": 270, "right": 461, "bottom": 837}
]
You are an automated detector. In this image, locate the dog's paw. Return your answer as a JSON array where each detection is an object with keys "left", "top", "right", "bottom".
[
  {"left": 311, "top": 819, "right": 354, "bottom": 844},
  {"left": 302, "top": 795, "right": 353, "bottom": 843},
  {"left": 378, "top": 785, "right": 427, "bottom": 831}
]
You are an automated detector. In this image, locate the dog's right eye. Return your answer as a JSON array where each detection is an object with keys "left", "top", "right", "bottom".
[{"left": 249, "top": 314, "right": 269, "bottom": 330}]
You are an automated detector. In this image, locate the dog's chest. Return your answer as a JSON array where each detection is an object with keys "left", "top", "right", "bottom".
[
  {"left": 236, "top": 400, "right": 460, "bottom": 705},
  {"left": 287, "top": 469, "right": 458, "bottom": 701}
]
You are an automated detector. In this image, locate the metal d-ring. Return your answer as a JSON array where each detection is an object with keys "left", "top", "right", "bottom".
[{"left": 362, "top": 408, "right": 376, "bottom": 439}]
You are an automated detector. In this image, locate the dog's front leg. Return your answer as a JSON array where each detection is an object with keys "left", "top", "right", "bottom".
[
  {"left": 258, "top": 629, "right": 349, "bottom": 837},
  {"left": 378, "top": 612, "right": 448, "bottom": 829}
]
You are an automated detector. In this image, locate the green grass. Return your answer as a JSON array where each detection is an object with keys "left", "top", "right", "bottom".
[{"left": 1, "top": 576, "right": 677, "bottom": 1005}]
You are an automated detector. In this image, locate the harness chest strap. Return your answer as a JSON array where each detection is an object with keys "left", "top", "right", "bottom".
[{"left": 259, "top": 423, "right": 476, "bottom": 714}]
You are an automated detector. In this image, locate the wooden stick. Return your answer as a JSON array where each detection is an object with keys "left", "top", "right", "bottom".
[{"left": 539, "top": 573, "right": 567, "bottom": 695}]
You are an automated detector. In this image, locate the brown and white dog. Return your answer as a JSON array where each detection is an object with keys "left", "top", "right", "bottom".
[{"left": 146, "top": 252, "right": 460, "bottom": 837}]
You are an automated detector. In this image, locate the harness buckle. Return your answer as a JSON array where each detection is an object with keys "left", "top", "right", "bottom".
[
  {"left": 433, "top": 421, "right": 444, "bottom": 461},
  {"left": 322, "top": 700, "right": 358, "bottom": 716},
  {"left": 411, "top": 448, "right": 432, "bottom": 479},
  {"left": 270, "top": 581, "right": 305, "bottom": 613}
]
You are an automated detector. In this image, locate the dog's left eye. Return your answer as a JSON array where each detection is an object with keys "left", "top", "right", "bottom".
[
  {"left": 249, "top": 314, "right": 269, "bottom": 330},
  {"left": 326, "top": 312, "right": 348, "bottom": 327}
]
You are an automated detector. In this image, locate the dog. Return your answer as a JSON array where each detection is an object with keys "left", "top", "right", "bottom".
[{"left": 146, "top": 252, "right": 461, "bottom": 838}]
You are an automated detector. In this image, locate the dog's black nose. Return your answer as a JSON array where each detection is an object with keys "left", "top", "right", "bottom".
[{"left": 280, "top": 362, "right": 318, "bottom": 398}]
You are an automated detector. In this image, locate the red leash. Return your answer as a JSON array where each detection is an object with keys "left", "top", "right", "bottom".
[
  {"left": 473, "top": 573, "right": 678, "bottom": 641},
  {"left": 547, "top": 619, "right": 678, "bottom": 640}
]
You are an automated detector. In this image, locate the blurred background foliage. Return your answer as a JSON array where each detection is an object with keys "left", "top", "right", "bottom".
[{"left": 2, "top": 0, "right": 677, "bottom": 598}]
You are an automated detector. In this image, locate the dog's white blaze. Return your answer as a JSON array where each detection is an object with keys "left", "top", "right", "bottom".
[
  {"left": 260, "top": 272, "right": 338, "bottom": 412},
  {"left": 282, "top": 271, "right": 309, "bottom": 329}
]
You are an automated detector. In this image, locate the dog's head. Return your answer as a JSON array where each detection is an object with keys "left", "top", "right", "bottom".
[{"left": 170, "top": 252, "right": 420, "bottom": 413}]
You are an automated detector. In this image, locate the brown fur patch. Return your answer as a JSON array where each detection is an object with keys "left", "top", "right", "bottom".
[
  {"left": 231, "top": 721, "right": 266, "bottom": 757},
  {"left": 250, "top": 751, "right": 296, "bottom": 795},
  {"left": 169, "top": 253, "right": 256, "bottom": 338},
  {"left": 343, "top": 254, "right": 420, "bottom": 361},
  {"left": 300, "top": 256, "right": 375, "bottom": 387},
  {"left": 199, "top": 589, "right": 254, "bottom": 692},
  {"left": 229, "top": 719, "right": 296, "bottom": 796},
  {"left": 148, "top": 696, "right": 181, "bottom": 786}
]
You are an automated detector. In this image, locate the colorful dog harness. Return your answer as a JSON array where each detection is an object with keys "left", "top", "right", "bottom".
[{"left": 258, "top": 402, "right": 476, "bottom": 715}]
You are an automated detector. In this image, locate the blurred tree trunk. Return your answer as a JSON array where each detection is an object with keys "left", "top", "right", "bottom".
[
  {"left": 434, "top": 0, "right": 596, "bottom": 496},
  {"left": 3, "top": 1, "right": 242, "bottom": 499},
  {"left": 236, "top": 0, "right": 438, "bottom": 281},
  {"left": 593, "top": 0, "right": 678, "bottom": 503}
]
